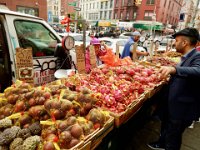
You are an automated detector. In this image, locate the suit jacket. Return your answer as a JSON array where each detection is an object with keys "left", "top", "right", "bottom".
[{"left": 168, "top": 49, "right": 200, "bottom": 121}]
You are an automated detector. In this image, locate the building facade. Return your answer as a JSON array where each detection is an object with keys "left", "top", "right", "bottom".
[
  {"left": 0, "top": 0, "right": 47, "bottom": 20},
  {"left": 114, "top": 0, "right": 183, "bottom": 27},
  {"left": 60, "top": 0, "right": 76, "bottom": 17},
  {"left": 113, "top": 0, "right": 138, "bottom": 21},
  {"left": 47, "top": 0, "right": 61, "bottom": 24},
  {"left": 79, "top": 0, "right": 114, "bottom": 24}
]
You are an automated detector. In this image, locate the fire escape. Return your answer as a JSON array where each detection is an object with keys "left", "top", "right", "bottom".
[{"left": 124, "top": 0, "right": 138, "bottom": 21}]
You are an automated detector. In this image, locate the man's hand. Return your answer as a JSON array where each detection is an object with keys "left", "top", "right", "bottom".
[{"left": 158, "top": 66, "right": 176, "bottom": 79}]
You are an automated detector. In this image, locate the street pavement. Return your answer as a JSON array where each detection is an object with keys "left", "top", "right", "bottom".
[{"left": 96, "top": 101, "right": 200, "bottom": 150}]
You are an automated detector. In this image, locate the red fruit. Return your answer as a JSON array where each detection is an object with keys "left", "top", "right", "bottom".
[
  {"left": 29, "top": 98, "right": 36, "bottom": 106},
  {"left": 52, "top": 109, "right": 64, "bottom": 120},
  {"left": 51, "top": 101, "right": 61, "bottom": 109},
  {"left": 46, "top": 134, "right": 58, "bottom": 142},
  {"left": 43, "top": 92, "right": 51, "bottom": 99},
  {"left": 3, "top": 107, "right": 12, "bottom": 116},
  {"left": 58, "top": 121, "right": 68, "bottom": 131},
  {"left": 59, "top": 131, "right": 72, "bottom": 144},
  {"left": 101, "top": 68, "right": 109, "bottom": 74},
  {"left": 126, "top": 69, "right": 135, "bottom": 76},
  {"left": 15, "top": 101, "right": 26, "bottom": 112},
  {"left": 68, "top": 109, "right": 76, "bottom": 116},
  {"left": 37, "top": 96, "right": 46, "bottom": 105},
  {"left": 138, "top": 87, "right": 144, "bottom": 94},
  {"left": 94, "top": 123, "right": 101, "bottom": 129},
  {"left": 146, "top": 69, "right": 153, "bottom": 76},
  {"left": 141, "top": 71, "right": 148, "bottom": 77},
  {"left": 43, "top": 141, "right": 55, "bottom": 150},
  {"left": 113, "top": 90, "right": 123, "bottom": 102},
  {"left": 44, "top": 100, "right": 52, "bottom": 110},
  {"left": 116, "top": 68, "right": 125, "bottom": 74},
  {"left": 69, "top": 139, "right": 79, "bottom": 148},
  {"left": 70, "top": 124, "right": 83, "bottom": 139}
]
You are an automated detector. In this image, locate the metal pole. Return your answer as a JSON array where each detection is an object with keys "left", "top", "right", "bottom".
[
  {"left": 192, "top": 0, "right": 200, "bottom": 27},
  {"left": 74, "top": 1, "right": 78, "bottom": 33}
]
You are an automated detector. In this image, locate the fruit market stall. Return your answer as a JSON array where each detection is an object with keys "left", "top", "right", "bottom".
[
  {"left": 0, "top": 80, "right": 114, "bottom": 150},
  {"left": 0, "top": 51, "right": 171, "bottom": 149}
]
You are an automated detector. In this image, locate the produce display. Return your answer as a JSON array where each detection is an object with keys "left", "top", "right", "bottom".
[
  {"left": 147, "top": 56, "right": 178, "bottom": 67},
  {"left": 163, "top": 51, "right": 182, "bottom": 57},
  {"left": 0, "top": 62, "right": 167, "bottom": 149},
  {"left": 62, "top": 64, "right": 163, "bottom": 114},
  {"left": 0, "top": 80, "right": 111, "bottom": 149}
]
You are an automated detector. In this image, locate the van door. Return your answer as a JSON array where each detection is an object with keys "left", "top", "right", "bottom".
[{"left": 0, "top": 19, "right": 12, "bottom": 92}]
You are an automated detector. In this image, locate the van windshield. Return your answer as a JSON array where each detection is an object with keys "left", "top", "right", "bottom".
[{"left": 15, "top": 20, "right": 58, "bottom": 57}]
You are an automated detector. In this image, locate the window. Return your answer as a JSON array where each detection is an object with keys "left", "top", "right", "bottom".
[
  {"left": 168, "top": 1, "right": 171, "bottom": 9},
  {"left": 101, "top": 2, "right": 103, "bottom": 9},
  {"left": 144, "top": 11, "right": 153, "bottom": 20},
  {"left": 115, "top": 12, "right": 118, "bottom": 19},
  {"left": 164, "top": 0, "right": 167, "bottom": 7},
  {"left": 120, "top": 12, "right": 123, "bottom": 19},
  {"left": 105, "top": 1, "right": 108, "bottom": 9},
  {"left": 122, "top": 0, "right": 125, "bottom": 6},
  {"left": 146, "top": 0, "right": 155, "bottom": 5},
  {"left": 115, "top": 0, "right": 118, "bottom": 7},
  {"left": 110, "top": 0, "right": 113, "bottom": 8},
  {"left": 97, "top": 2, "right": 99, "bottom": 9},
  {"left": 109, "top": 10, "right": 112, "bottom": 19},
  {"left": 15, "top": 20, "right": 58, "bottom": 57},
  {"left": 104, "top": 11, "right": 107, "bottom": 19},
  {"left": 17, "top": 6, "right": 39, "bottom": 17},
  {"left": 133, "top": 12, "right": 137, "bottom": 19},
  {"left": 126, "top": 12, "right": 129, "bottom": 20},
  {"left": 100, "top": 11, "right": 103, "bottom": 19}
]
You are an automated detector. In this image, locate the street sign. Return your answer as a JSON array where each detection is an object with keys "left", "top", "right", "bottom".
[
  {"left": 68, "top": 2, "right": 76, "bottom": 6},
  {"left": 74, "top": 7, "right": 81, "bottom": 11}
]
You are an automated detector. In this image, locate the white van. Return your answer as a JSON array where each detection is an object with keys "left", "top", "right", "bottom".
[{"left": 0, "top": 9, "right": 71, "bottom": 92}]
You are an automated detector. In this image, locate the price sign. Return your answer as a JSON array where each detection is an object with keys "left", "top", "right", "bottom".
[
  {"left": 89, "top": 45, "right": 97, "bottom": 69},
  {"left": 15, "top": 47, "right": 34, "bottom": 84},
  {"left": 75, "top": 45, "right": 86, "bottom": 74}
]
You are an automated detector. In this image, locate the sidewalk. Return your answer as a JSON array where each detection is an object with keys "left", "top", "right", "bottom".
[{"left": 96, "top": 104, "right": 200, "bottom": 150}]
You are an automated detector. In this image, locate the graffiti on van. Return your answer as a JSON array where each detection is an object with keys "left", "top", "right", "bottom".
[{"left": 33, "top": 58, "right": 58, "bottom": 86}]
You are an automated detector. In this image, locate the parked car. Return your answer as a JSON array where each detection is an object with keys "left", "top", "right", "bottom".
[
  {"left": 119, "top": 32, "right": 133, "bottom": 39},
  {"left": 157, "top": 37, "right": 175, "bottom": 52}
]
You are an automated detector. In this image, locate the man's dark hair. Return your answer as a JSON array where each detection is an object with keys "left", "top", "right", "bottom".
[{"left": 186, "top": 36, "right": 198, "bottom": 46}]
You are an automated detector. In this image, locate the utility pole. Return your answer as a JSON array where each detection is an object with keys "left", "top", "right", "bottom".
[
  {"left": 74, "top": 0, "right": 79, "bottom": 33},
  {"left": 192, "top": 0, "right": 200, "bottom": 27}
]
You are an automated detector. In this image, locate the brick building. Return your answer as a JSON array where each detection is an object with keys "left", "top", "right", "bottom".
[
  {"left": 61, "top": 0, "right": 76, "bottom": 17},
  {"left": 0, "top": 0, "right": 47, "bottom": 20},
  {"left": 114, "top": 0, "right": 183, "bottom": 27}
]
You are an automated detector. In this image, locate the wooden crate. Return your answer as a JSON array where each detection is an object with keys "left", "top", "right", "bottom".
[
  {"left": 109, "top": 94, "right": 146, "bottom": 127},
  {"left": 147, "top": 81, "right": 166, "bottom": 99},
  {"left": 83, "top": 116, "right": 114, "bottom": 150}
]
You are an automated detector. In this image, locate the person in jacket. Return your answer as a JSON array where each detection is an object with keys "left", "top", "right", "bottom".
[
  {"left": 121, "top": 31, "right": 149, "bottom": 59},
  {"left": 148, "top": 27, "right": 200, "bottom": 150}
]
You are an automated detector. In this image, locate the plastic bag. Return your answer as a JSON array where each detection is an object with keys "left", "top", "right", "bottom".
[{"left": 100, "top": 48, "right": 133, "bottom": 66}]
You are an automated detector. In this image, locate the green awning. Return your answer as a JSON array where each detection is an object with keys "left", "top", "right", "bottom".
[{"left": 133, "top": 23, "right": 164, "bottom": 31}]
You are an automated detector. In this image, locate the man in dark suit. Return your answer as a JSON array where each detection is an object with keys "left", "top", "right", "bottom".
[{"left": 148, "top": 27, "right": 200, "bottom": 150}]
